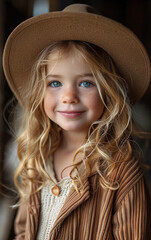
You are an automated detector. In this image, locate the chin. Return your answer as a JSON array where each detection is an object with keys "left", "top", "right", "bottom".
[{"left": 61, "top": 124, "right": 89, "bottom": 132}]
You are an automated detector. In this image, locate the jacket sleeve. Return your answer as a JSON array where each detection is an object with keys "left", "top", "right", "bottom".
[
  {"left": 14, "top": 201, "right": 27, "bottom": 240},
  {"left": 112, "top": 176, "right": 151, "bottom": 239}
]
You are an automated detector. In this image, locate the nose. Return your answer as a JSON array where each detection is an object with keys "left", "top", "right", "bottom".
[{"left": 61, "top": 87, "right": 79, "bottom": 104}]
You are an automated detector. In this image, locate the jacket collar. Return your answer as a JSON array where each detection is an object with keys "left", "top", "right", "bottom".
[
  {"left": 29, "top": 163, "right": 98, "bottom": 239},
  {"left": 49, "top": 174, "right": 91, "bottom": 235}
]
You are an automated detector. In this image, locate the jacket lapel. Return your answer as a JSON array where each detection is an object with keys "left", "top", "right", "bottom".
[
  {"left": 26, "top": 170, "right": 97, "bottom": 239},
  {"left": 49, "top": 175, "right": 91, "bottom": 236}
]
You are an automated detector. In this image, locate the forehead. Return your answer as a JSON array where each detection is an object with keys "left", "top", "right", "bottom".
[
  {"left": 47, "top": 46, "right": 92, "bottom": 74},
  {"left": 47, "top": 45, "right": 82, "bottom": 62}
]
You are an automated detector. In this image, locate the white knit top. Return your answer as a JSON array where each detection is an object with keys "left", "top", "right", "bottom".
[{"left": 36, "top": 157, "right": 73, "bottom": 240}]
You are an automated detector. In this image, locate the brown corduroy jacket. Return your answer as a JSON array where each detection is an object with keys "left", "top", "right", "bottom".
[{"left": 14, "top": 159, "right": 151, "bottom": 240}]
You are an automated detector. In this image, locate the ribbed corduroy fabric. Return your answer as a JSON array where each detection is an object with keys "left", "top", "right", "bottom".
[{"left": 14, "top": 158, "right": 151, "bottom": 240}]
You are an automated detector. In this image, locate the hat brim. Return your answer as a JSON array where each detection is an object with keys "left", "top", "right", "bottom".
[{"left": 3, "top": 11, "right": 151, "bottom": 105}]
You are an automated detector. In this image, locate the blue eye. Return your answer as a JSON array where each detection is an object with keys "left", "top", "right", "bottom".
[
  {"left": 49, "top": 81, "right": 62, "bottom": 88},
  {"left": 80, "top": 81, "right": 94, "bottom": 88}
]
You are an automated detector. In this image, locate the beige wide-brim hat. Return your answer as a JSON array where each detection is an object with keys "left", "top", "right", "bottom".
[{"left": 3, "top": 4, "right": 151, "bottom": 105}]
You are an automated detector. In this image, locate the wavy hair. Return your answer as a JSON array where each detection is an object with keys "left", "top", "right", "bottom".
[{"left": 14, "top": 40, "right": 135, "bottom": 200}]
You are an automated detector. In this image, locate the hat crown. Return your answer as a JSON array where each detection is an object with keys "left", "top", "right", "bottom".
[{"left": 63, "top": 4, "right": 98, "bottom": 14}]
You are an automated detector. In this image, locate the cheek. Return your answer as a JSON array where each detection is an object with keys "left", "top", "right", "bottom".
[
  {"left": 88, "top": 92, "right": 104, "bottom": 116},
  {"left": 87, "top": 91, "right": 103, "bottom": 107}
]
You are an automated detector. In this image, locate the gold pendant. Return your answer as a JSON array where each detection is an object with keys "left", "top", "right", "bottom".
[{"left": 51, "top": 185, "right": 61, "bottom": 196}]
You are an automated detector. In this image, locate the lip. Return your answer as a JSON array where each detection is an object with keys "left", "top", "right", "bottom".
[{"left": 58, "top": 111, "right": 85, "bottom": 118}]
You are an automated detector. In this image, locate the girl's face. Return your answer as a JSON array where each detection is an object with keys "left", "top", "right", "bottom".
[{"left": 44, "top": 47, "right": 104, "bottom": 134}]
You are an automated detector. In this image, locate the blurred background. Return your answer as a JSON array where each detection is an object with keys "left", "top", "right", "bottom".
[{"left": 0, "top": 0, "right": 151, "bottom": 239}]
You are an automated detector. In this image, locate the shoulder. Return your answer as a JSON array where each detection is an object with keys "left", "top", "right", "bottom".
[
  {"left": 111, "top": 159, "right": 151, "bottom": 238},
  {"left": 88, "top": 156, "right": 146, "bottom": 202},
  {"left": 110, "top": 157, "right": 150, "bottom": 212},
  {"left": 114, "top": 157, "right": 143, "bottom": 187},
  {"left": 89, "top": 155, "right": 143, "bottom": 190}
]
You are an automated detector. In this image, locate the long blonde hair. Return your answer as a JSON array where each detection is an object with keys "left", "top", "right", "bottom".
[{"left": 14, "top": 40, "right": 134, "bottom": 200}]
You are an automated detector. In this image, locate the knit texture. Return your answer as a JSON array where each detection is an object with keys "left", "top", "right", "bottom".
[
  {"left": 36, "top": 156, "right": 73, "bottom": 239},
  {"left": 36, "top": 178, "right": 73, "bottom": 240}
]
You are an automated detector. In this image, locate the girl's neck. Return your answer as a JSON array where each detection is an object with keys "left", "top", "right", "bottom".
[
  {"left": 52, "top": 130, "right": 87, "bottom": 181},
  {"left": 60, "top": 130, "right": 87, "bottom": 153}
]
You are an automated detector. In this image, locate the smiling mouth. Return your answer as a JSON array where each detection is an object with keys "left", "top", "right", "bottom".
[{"left": 58, "top": 111, "right": 85, "bottom": 118}]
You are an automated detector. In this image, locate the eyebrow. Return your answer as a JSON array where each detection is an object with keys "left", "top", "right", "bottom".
[{"left": 46, "top": 73, "right": 94, "bottom": 78}]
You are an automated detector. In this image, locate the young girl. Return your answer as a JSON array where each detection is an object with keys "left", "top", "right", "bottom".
[{"left": 3, "top": 3, "right": 151, "bottom": 240}]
